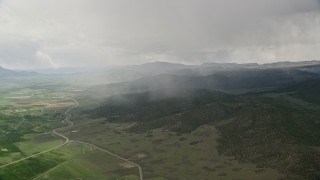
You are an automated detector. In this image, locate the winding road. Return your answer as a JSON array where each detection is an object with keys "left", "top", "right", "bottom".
[{"left": 0, "top": 97, "right": 143, "bottom": 180}]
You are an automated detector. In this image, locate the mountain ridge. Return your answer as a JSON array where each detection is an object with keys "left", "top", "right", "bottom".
[{"left": 0, "top": 66, "right": 37, "bottom": 77}]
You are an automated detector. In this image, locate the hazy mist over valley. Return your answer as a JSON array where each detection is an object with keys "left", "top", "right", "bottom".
[{"left": 1, "top": 1, "right": 320, "bottom": 180}]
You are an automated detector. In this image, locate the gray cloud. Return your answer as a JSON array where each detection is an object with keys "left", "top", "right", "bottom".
[{"left": 0, "top": 0, "right": 320, "bottom": 69}]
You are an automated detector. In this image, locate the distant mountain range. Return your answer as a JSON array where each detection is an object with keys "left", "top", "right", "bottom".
[
  {"left": 2, "top": 60, "right": 320, "bottom": 81},
  {"left": 142, "top": 60, "right": 320, "bottom": 70},
  {"left": 0, "top": 66, "right": 37, "bottom": 77},
  {"left": 87, "top": 60, "right": 320, "bottom": 96}
]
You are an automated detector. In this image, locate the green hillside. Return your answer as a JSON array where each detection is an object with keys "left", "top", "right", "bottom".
[{"left": 87, "top": 89, "right": 320, "bottom": 179}]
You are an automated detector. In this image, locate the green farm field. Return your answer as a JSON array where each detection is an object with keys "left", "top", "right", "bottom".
[{"left": 0, "top": 84, "right": 142, "bottom": 180}]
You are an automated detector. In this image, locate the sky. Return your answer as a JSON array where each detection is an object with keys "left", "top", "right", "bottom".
[{"left": 0, "top": 0, "right": 320, "bottom": 69}]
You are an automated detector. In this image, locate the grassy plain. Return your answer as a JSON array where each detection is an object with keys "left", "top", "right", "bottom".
[{"left": 67, "top": 120, "right": 283, "bottom": 180}]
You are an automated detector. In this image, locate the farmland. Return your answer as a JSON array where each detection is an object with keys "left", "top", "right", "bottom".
[{"left": 0, "top": 81, "right": 144, "bottom": 180}]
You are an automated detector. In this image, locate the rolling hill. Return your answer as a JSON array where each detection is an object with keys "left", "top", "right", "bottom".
[{"left": 85, "top": 88, "right": 320, "bottom": 179}]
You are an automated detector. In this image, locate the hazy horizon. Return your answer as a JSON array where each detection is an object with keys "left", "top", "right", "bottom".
[{"left": 2, "top": 60, "right": 320, "bottom": 71}]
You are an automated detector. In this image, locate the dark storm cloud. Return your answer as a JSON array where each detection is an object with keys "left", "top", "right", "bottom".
[{"left": 0, "top": 0, "right": 320, "bottom": 69}]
